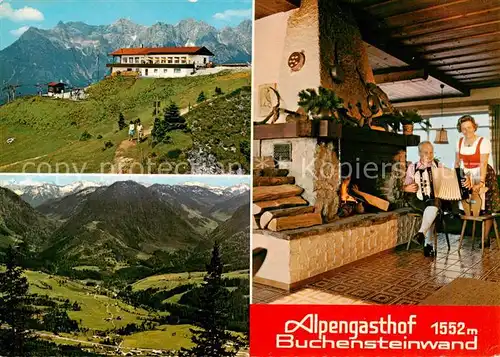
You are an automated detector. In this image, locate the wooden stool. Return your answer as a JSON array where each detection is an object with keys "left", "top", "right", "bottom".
[
  {"left": 407, "top": 213, "right": 424, "bottom": 250},
  {"left": 458, "top": 214, "right": 500, "bottom": 255},
  {"left": 407, "top": 211, "right": 450, "bottom": 253}
]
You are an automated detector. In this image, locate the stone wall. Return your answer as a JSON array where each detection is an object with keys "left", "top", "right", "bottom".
[
  {"left": 314, "top": 141, "right": 340, "bottom": 221},
  {"left": 253, "top": 209, "right": 418, "bottom": 291}
]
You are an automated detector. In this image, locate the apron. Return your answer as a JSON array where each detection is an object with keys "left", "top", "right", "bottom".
[{"left": 458, "top": 137, "right": 485, "bottom": 210}]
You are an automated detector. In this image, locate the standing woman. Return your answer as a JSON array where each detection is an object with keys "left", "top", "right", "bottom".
[{"left": 455, "top": 115, "right": 500, "bottom": 243}]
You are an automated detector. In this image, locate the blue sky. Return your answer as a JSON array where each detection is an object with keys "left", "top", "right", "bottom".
[
  {"left": 0, "top": 0, "right": 252, "bottom": 49},
  {"left": 0, "top": 174, "right": 250, "bottom": 187}
]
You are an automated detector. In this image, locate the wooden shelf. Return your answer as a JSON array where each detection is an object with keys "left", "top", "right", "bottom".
[
  {"left": 342, "top": 126, "right": 420, "bottom": 147},
  {"left": 254, "top": 121, "right": 420, "bottom": 147}
]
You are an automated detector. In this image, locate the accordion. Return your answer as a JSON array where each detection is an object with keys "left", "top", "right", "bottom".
[{"left": 414, "top": 166, "right": 470, "bottom": 201}]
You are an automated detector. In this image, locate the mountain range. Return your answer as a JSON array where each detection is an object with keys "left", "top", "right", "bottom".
[
  {"left": 4, "top": 180, "right": 249, "bottom": 208},
  {"left": 0, "top": 180, "right": 250, "bottom": 270},
  {"left": 0, "top": 18, "right": 252, "bottom": 94}
]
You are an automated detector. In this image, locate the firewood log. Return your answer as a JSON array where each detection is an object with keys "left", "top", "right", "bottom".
[
  {"left": 253, "top": 196, "right": 308, "bottom": 215},
  {"left": 253, "top": 176, "right": 295, "bottom": 186},
  {"left": 253, "top": 216, "right": 260, "bottom": 230},
  {"left": 253, "top": 184, "right": 303, "bottom": 202},
  {"left": 253, "top": 156, "right": 275, "bottom": 170},
  {"left": 351, "top": 185, "right": 390, "bottom": 211},
  {"left": 267, "top": 213, "right": 323, "bottom": 232},
  {"left": 260, "top": 206, "right": 314, "bottom": 229},
  {"left": 252, "top": 248, "right": 268, "bottom": 276},
  {"left": 262, "top": 168, "right": 289, "bottom": 177}
]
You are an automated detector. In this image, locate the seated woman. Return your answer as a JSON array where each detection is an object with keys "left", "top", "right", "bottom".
[{"left": 455, "top": 115, "right": 500, "bottom": 245}]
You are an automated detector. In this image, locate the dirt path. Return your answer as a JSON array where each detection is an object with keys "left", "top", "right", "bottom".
[
  {"left": 37, "top": 332, "right": 162, "bottom": 354},
  {"left": 111, "top": 105, "right": 193, "bottom": 173},
  {"left": 0, "top": 154, "right": 48, "bottom": 170}
]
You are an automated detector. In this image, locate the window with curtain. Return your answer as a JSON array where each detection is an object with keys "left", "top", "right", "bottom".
[{"left": 407, "top": 113, "right": 490, "bottom": 168}]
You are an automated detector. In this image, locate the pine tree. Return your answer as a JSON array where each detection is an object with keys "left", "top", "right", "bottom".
[
  {"left": 215, "top": 87, "right": 223, "bottom": 96},
  {"left": 118, "top": 112, "right": 126, "bottom": 130},
  {"left": 42, "top": 307, "right": 78, "bottom": 334},
  {"left": 0, "top": 245, "right": 37, "bottom": 356},
  {"left": 151, "top": 117, "right": 164, "bottom": 146},
  {"left": 239, "top": 140, "right": 250, "bottom": 162},
  {"left": 181, "top": 242, "right": 245, "bottom": 357},
  {"left": 197, "top": 91, "right": 206, "bottom": 103},
  {"left": 163, "top": 102, "right": 187, "bottom": 132}
]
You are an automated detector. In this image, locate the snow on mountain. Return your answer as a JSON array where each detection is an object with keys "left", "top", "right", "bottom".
[
  {"left": 0, "top": 179, "right": 249, "bottom": 207},
  {"left": 59, "top": 181, "right": 101, "bottom": 194},
  {"left": 182, "top": 182, "right": 249, "bottom": 196},
  {"left": 1, "top": 181, "right": 104, "bottom": 207},
  {"left": 223, "top": 183, "right": 250, "bottom": 195},
  {"left": 0, "top": 18, "right": 252, "bottom": 96}
]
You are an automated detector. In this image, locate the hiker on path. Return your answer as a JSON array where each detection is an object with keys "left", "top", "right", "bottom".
[
  {"left": 128, "top": 121, "right": 135, "bottom": 141},
  {"left": 137, "top": 119, "right": 144, "bottom": 141}
]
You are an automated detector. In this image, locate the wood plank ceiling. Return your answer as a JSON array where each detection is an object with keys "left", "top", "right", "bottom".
[
  {"left": 255, "top": 0, "right": 300, "bottom": 20},
  {"left": 255, "top": 0, "right": 500, "bottom": 102}
]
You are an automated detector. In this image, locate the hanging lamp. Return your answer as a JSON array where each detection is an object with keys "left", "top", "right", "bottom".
[{"left": 434, "top": 84, "right": 449, "bottom": 144}]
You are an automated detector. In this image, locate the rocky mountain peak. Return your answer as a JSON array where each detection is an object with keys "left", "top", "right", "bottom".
[{"left": 0, "top": 18, "right": 251, "bottom": 93}]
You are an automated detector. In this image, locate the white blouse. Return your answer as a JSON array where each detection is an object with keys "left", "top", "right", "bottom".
[
  {"left": 456, "top": 136, "right": 494, "bottom": 167},
  {"left": 456, "top": 136, "right": 492, "bottom": 210}
]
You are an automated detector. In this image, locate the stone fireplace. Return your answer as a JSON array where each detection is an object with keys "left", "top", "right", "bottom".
[
  {"left": 253, "top": 122, "right": 420, "bottom": 290},
  {"left": 252, "top": 0, "right": 423, "bottom": 291}
]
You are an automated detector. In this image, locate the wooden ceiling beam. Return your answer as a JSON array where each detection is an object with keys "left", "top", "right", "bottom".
[
  {"left": 444, "top": 64, "right": 500, "bottom": 75},
  {"left": 409, "top": 30, "right": 500, "bottom": 52},
  {"left": 384, "top": 0, "right": 470, "bottom": 20},
  {"left": 468, "top": 81, "right": 500, "bottom": 89},
  {"left": 255, "top": 0, "right": 300, "bottom": 20},
  {"left": 389, "top": 5, "right": 500, "bottom": 37},
  {"left": 433, "top": 55, "right": 500, "bottom": 68},
  {"left": 426, "top": 47, "right": 500, "bottom": 63},
  {"left": 420, "top": 39, "right": 500, "bottom": 57},
  {"left": 454, "top": 71, "right": 500, "bottom": 79},
  {"left": 347, "top": 3, "right": 471, "bottom": 95},
  {"left": 461, "top": 75, "right": 500, "bottom": 82},
  {"left": 396, "top": 98, "right": 500, "bottom": 110},
  {"left": 397, "top": 20, "right": 500, "bottom": 45},
  {"left": 373, "top": 67, "right": 428, "bottom": 83},
  {"left": 390, "top": 93, "right": 468, "bottom": 104},
  {"left": 438, "top": 60, "right": 500, "bottom": 72}
]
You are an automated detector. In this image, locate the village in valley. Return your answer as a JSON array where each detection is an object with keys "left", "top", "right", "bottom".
[{"left": 0, "top": 174, "right": 251, "bottom": 356}]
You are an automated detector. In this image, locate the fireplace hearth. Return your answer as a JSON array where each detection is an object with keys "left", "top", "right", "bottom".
[{"left": 254, "top": 120, "right": 419, "bottom": 220}]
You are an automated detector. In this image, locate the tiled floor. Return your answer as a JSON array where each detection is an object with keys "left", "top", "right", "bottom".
[{"left": 253, "top": 233, "right": 500, "bottom": 305}]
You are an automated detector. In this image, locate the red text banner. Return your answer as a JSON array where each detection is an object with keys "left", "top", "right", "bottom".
[{"left": 250, "top": 304, "right": 500, "bottom": 356}]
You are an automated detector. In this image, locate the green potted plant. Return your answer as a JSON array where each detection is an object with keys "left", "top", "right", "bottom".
[
  {"left": 298, "top": 87, "right": 344, "bottom": 120},
  {"left": 297, "top": 87, "right": 348, "bottom": 137},
  {"left": 399, "top": 110, "right": 428, "bottom": 135}
]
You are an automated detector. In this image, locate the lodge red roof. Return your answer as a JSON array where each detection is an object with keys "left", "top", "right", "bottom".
[
  {"left": 109, "top": 46, "right": 214, "bottom": 56},
  {"left": 48, "top": 82, "right": 65, "bottom": 86}
]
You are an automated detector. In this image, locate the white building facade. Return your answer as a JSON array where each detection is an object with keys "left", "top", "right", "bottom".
[{"left": 106, "top": 46, "right": 214, "bottom": 78}]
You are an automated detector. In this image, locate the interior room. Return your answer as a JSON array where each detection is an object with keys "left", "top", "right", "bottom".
[{"left": 252, "top": 0, "right": 500, "bottom": 306}]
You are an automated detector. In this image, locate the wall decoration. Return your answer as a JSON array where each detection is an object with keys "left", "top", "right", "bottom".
[
  {"left": 330, "top": 42, "right": 344, "bottom": 84},
  {"left": 288, "top": 51, "right": 306, "bottom": 72},
  {"left": 258, "top": 83, "right": 278, "bottom": 117}
]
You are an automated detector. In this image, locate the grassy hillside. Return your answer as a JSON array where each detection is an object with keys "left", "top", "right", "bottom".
[
  {"left": 0, "top": 187, "right": 56, "bottom": 246},
  {"left": 132, "top": 270, "right": 248, "bottom": 291},
  {"left": 0, "top": 70, "right": 250, "bottom": 173},
  {"left": 22, "top": 269, "right": 205, "bottom": 354},
  {"left": 26, "top": 270, "right": 150, "bottom": 330}
]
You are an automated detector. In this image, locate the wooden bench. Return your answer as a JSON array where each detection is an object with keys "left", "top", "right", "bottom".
[{"left": 458, "top": 213, "right": 500, "bottom": 255}]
